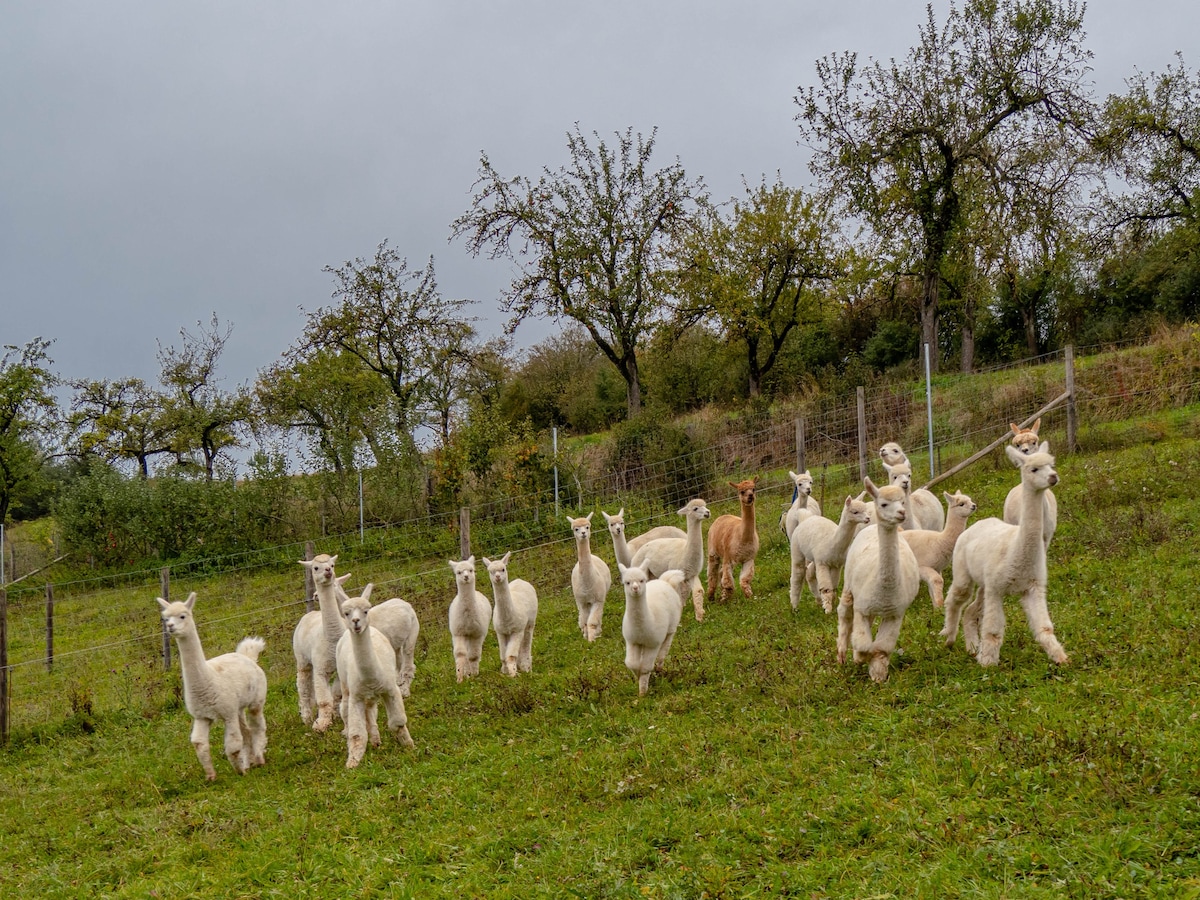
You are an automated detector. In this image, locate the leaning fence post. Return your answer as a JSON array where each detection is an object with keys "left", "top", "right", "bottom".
[
  {"left": 160, "top": 567, "right": 171, "bottom": 671},
  {"left": 1065, "top": 344, "right": 1078, "bottom": 452},
  {"left": 459, "top": 507, "right": 471, "bottom": 559},
  {"left": 45, "top": 584, "right": 54, "bottom": 672},
  {"left": 856, "top": 386, "right": 868, "bottom": 482},
  {"left": 795, "top": 417, "right": 807, "bottom": 473},
  {"left": 304, "top": 540, "right": 316, "bottom": 612},
  {"left": 1, "top": 587, "right": 9, "bottom": 745}
]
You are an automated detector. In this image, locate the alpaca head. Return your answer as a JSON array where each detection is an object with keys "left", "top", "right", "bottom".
[
  {"left": 567, "top": 513, "right": 594, "bottom": 543},
  {"left": 677, "top": 498, "right": 710, "bottom": 523},
  {"left": 1007, "top": 442, "right": 1058, "bottom": 491},
  {"left": 864, "top": 477, "right": 907, "bottom": 527},
  {"left": 729, "top": 477, "right": 758, "bottom": 507},
  {"left": 618, "top": 563, "right": 648, "bottom": 600},
  {"left": 341, "top": 584, "right": 375, "bottom": 635},
  {"left": 884, "top": 459, "right": 913, "bottom": 494},
  {"left": 843, "top": 493, "right": 872, "bottom": 525},
  {"left": 157, "top": 591, "right": 198, "bottom": 637},
  {"left": 789, "top": 470, "right": 815, "bottom": 497},
  {"left": 448, "top": 556, "right": 477, "bottom": 589},
  {"left": 1009, "top": 418, "right": 1042, "bottom": 455},
  {"left": 943, "top": 490, "right": 977, "bottom": 520},
  {"left": 601, "top": 509, "right": 625, "bottom": 540},
  {"left": 482, "top": 552, "right": 513, "bottom": 587},
  {"left": 879, "top": 442, "right": 908, "bottom": 468}
]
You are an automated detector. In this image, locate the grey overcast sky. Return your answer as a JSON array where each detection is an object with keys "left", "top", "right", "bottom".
[{"left": 2, "top": 0, "right": 1193, "bottom": 391}]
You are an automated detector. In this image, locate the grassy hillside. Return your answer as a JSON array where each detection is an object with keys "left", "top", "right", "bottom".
[{"left": 1, "top": 404, "right": 1199, "bottom": 898}]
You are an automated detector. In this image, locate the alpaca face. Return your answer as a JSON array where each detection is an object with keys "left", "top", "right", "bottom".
[
  {"left": 846, "top": 496, "right": 872, "bottom": 524},
  {"left": 342, "top": 599, "right": 371, "bottom": 635},
  {"left": 602, "top": 509, "right": 625, "bottom": 539},
  {"left": 678, "top": 498, "right": 710, "bottom": 522},
  {"left": 484, "top": 552, "right": 512, "bottom": 586},
  {"left": 871, "top": 484, "right": 908, "bottom": 526},
  {"left": 449, "top": 558, "right": 476, "bottom": 589},
  {"left": 1010, "top": 418, "right": 1042, "bottom": 455},
  {"left": 308, "top": 554, "right": 338, "bottom": 587},
  {"left": 157, "top": 592, "right": 197, "bottom": 636},
  {"left": 730, "top": 478, "right": 757, "bottom": 507},
  {"left": 619, "top": 564, "right": 647, "bottom": 599},
  {"left": 790, "top": 470, "right": 815, "bottom": 496},
  {"left": 1022, "top": 452, "right": 1058, "bottom": 490},
  {"left": 944, "top": 490, "right": 977, "bottom": 518},
  {"left": 879, "top": 442, "right": 907, "bottom": 468},
  {"left": 886, "top": 465, "right": 912, "bottom": 493},
  {"left": 570, "top": 516, "right": 593, "bottom": 543}
]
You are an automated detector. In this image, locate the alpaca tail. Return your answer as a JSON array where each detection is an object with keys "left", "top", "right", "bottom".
[{"left": 237, "top": 636, "right": 266, "bottom": 662}]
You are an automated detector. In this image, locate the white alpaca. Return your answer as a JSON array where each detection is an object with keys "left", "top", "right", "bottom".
[
  {"left": 604, "top": 508, "right": 688, "bottom": 567},
  {"left": 157, "top": 593, "right": 267, "bottom": 781},
  {"left": 447, "top": 557, "right": 491, "bottom": 682},
  {"left": 780, "top": 470, "right": 822, "bottom": 538},
  {"left": 568, "top": 513, "right": 613, "bottom": 642},
  {"left": 294, "top": 555, "right": 353, "bottom": 731},
  {"left": 482, "top": 552, "right": 539, "bottom": 677},
  {"left": 789, "top": 492, "right": 871, "bottom": 613},
  {"left": 355, "top": 590, "right": 420, "bottom": 699},
  {"left": 1002, "top": 423, "right": 1057, "bottom": 551},
  {"left": 629, "top": 498, "right": 710, "bottom": 622},
  {"left": 899, "top": 490, "right": 977, "bottom": 609},
  {"left": 879, "top": 441, "right": 908, "bottom": 469},
  {"left": 627, "top": 522, "right": 687, "bottom": 556},
  {"left": 881, "top": 457, "right": 945, "bottom": 532},
  {"left": 941, "top": 443, "right": 1068, "bottom": 668},
  {"left": 619, "top": 564, "right": 687, "bottom": 696},
  {"left": 336, "top": 585, "right": 415, "bottom": 768},
  {"left": 836, "top": 478, "right": 921, "bottom": 683}
]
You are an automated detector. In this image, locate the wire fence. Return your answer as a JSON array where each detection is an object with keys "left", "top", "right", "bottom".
[{"left": 3, "top": 334, "right": 1199, "bottom": 741}]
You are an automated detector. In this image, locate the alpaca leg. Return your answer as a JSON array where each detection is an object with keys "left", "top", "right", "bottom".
[
  {"left": 501, "top": 634, "right": 518, "bottom": 677},
  {"left": 222, "top": 713, "right": 248, "bottom": 774},
  {"left": 720, "top": 560, "right": 735, "bottom": 603},
  {"left": 295, "top": 665, "right": 315, "bottom": 726},
  {"left": 311, "top": 666, "right": 336, "bottom": 733},
  {"left": 190, "top": 717, "right": 217, "bottom": 781},
  {"left": 344, "top": 700, "right": 367, "bottom": 768},
  {"left": 452, "top": 634, "right": 467, "bottom": 683},
  {"left": 851, "top": 611, "right": 875, "bottom": 665},
  {"left": 586, "top": 602, "right": 604, "bottom": 642},
  {"left": 940, "top": 577, "right": 974, "bottom": 647},
  {"left": 690, "top": 578, "right": 705, "bottom": 622},
  {"left": 577, "top": 601, "right": 589, "bottom": 638},
  {"left": 920, "top": 566, "right": 945, "bottom": 609},
  {"left": 805, "top": 560, "right": 820, "bottom": 602},
  {"left": 467, "top": 637, "right": 484, "bottom": 676},
  {"left": 789, "top": 556, "right": 807, "bottom": 610},
  {"left": 245, "top": 702, "right": 267, "bottom": 767},
  {"left": 976, "top": 588, "right": 1007, "bottom": 667},
  {"left": 518, "top": 624, "right": 535, "bottom": 673},
  {"left": 739, "top": 559, "right": 755, "bottom": 599},
  {"left": 705, "top": 555, "right": 718, "bottom": 602},
  {"left": 836, "top": 590, "right": 854, "bottom": 664},
  {"left": 1020, "top": 585, "right": 1068, "bottom": 664},
  {"left": 867, "top": 615, "right": 903, "bottom": 683},
  {"left": 962, "top": 589, "right": 984, "bottom": 657},
  {"left": 816, "top": 565, "right": 836, "bottom": 614},
  {"left": 397, "top": 645, "right": 416, "bottom": 698},
  {"left": 364, "top": 699, "right": 382, "bottom": 748},
  {"left": 383, "top": 690, "right": 415, "bottom": 748},
  {"left": 655, "top": 630, "right": 677, "bottom": 670},
  {"left": 637, "top": 672, "right": 651, "bottom": 696}
]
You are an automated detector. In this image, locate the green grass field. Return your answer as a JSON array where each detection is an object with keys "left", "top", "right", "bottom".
[{"left": 2, "top": 412, "right": 1199, "bottom": 898}]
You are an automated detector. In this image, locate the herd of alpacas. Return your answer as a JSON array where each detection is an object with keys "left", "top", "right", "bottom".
[{"left": 157, "top": 423, "right": 1067, "bottom": 778}]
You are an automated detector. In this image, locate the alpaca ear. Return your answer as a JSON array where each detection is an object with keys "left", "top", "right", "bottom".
[
  {"left": 185, "top": 592, "right": 197, "bottom": 610},
  {"left": 728, "top": 481, "right": 738, "bottom": 490},
  {"left": 863, "top": 477, "right": 880, "bottom": 499},
  {"left": 617, "top": 507, "right": 624, "bottom": 518},
  {"left": 1005, "top": 444, "right": 1024, "bottom": 466},
  {"left": 1038, "top": 441, "right": 1050, "bottom": 454},
  {"left": 466, "top": 555, "right": 475, "bottom": 565},
  {"left": 585, "top": 511, "right": 594, "bottom": 522},
  {"left": 1031, "top": 418, "right": 1041, "bottom": 433},
  {"left": 336, "top": 573, "right": 352, "bottom": 587},
  {"left": 481, "top": 557, "right": 492, "bottom": 568},
  {"left": 156, "top": 597, "right": 169, "bottom": 611},
  {"left": 944, "top": 491, "right": 954, "bottom": 503},
  {"left": 752, "top": 475, "right": 760, "bottom": 485},
  {"left": 361, "top": 583, "right": 374, "bottom": 603},
  {"left": 855, "top": 491, "right": 867, "bottom": 502},
  {"left": 844, "top": 495, "right": 853, "bottom": 508},
  {"left": 788, "top": 470, "right": 799, "bottom": 481},
  {"left": 618, "top": 563, "right": 627, "bottom": 575},
  {"left": 501, "top": 551, "right": 511, "bottom": 565},
  {"left": 1010, "top": 423, "right": 1021, "bottom": 436}
]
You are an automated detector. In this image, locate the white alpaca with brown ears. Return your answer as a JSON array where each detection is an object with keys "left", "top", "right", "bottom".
[
  {"left": 336, "top": 584, "right": 415, "bottom": 768},
  {"left": 706, "top": 477, "right": 761, "bottom": 603},
  {"left": 483, "top": 552, "right": 538, "bottom": 676},
  {"left": 619, "top": 564, "right": 686, "bottom": 696},
  {"left": 900, "top": 491, "right": 977, "bottom": 608},
  {"left": 448, "top": 556, "right": 491, "bottom": 682},
  {"left": 837, "top": 478, "right": 920, "bottom": 683},
  {"left": 157, "top": 592, "right": 267, "bottom": 781},
  {"left": 1002, "top": 420, "right": 1057, "bottom": 551},
  {"left": 941, "top": 442, "right": 1068, "bottom": 668},
  {"left": 294, "top": 554, "right": 353, "bottom": 731},
  {"left": 568, "top": 513, "right": 612, "bottom": 642},
  {"left": 789, "top": 492, "right": 872, "bottom": 613},
  {"left": 630, "top": 498, "right": 710, "bottom": 622},
  {"left": 780, "top": 470, "right": 822, "bottom": 538}
]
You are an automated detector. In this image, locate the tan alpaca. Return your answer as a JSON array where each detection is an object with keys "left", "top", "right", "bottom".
[{"left": 706, "top": 477, "right": 760, "bottom": 603}]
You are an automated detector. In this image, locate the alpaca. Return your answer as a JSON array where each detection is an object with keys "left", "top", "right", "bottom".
[
  {"left": 602, "top": 508, "right": 635, "bottom": 567},
  {"left": 629, "top": 498, "right": 710, "bottom": 622},
  {"left": 789, "top": 492, "right": 872, "bottom": 613},
  {"left": 899, "top": 490, "right": 977, "bottom": 608},
  {"left": 619, "top": 564, "right": 687, "bottom": 696},
  {"left": 568, "top": 513, "right": 613, "bottom": 642},
  {"left": 1002, "top": 423, "right": 1057, "bottom": 551},
  {"left": 941, "top": 443, "right": 1068, "bottom": 668},
  {"left": 706, "top": 477, "right": 761, "bottom": 603},
  {"left": 626, "top": 522, "right": 687, "bottom": 557},
  {"left": 879, "top": 441, "right": 908, "bottom": 469},
  {"left": 294, "top": 554, "right": 353, "bottom": 731},
  {"left": 448, "top": 557, "right": 492, "bottom": 682},
  {"left": 880, "top": 457, "right": 946, "bottom": 532},
  {"left": 157, "top": 593, "right": 267, "bottom": 781},
  {"left": 336, "top": 585, "right": 415, "bottom": 768},
  {"left": 780, "top": 470, "right": 822, "bottom": 538},
  {"left": 836, "top": 478, "right": 921, "bottom": 683},
  {"left": 482, "top": 552, "right": 539, "bottom": 676},
  {"left": 355, "top": 590, "right": 420, "bottom": 699}
]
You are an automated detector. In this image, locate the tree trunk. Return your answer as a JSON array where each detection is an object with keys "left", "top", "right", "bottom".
[
  {"left": 921, "top": 269, "right": 940, "bottom": 374},
  {"left": 960, "top": 292, "right": 976, "bottom": 374},
  {"left": 624, "top": 354, "right": 642, "bottom": 417},
  {"left": 746, "top": 336, "right": 762, "bottom": 398}
]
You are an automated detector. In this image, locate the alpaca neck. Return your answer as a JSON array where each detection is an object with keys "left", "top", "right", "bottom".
[
  {"left": 944, "top": 511, "right": 969, "bottom": 542},
  {"left": 1016, "top": 481, "right": 1047, "bottom": 562},
  {"left": 738, "top": 502, "right": 757, "bottom": 541},
  {"left": 683, "top": 516, "right": 704, "bottom": 571},
  {"left": 314, "top": 581, "right": 346, "bottom": 642},
  {"left": 492, "top": 578, "right": 514, "bottom": 616},
  {"left": 833, "top": 507, "right": 860, "bottom": 548},
  {"left": 172, "top": 626, "right": 216, "bottom": 696},
  {"left": 347, "top": 626, "right": 387, "bottom": 682},
  {"left": 875, "top": 522, "right": 903, "bottom": 590},
  {"left": 575, "top": 536, "right": 598, "bottom": 588},
  {"left": 612, "top": 530, "right": 632, "bottom": 567},
  {"left": 456, "top": 580, "right": 483, "bottom": 619},
  {"left": 624, "top": 587, "right": 649, "bottom": 627}
]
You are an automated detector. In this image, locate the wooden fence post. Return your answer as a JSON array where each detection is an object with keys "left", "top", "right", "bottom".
[
  {"left": 304, "top": 540, "right": 316, "bottom": 612},
  {"left": 0, "top": 587, "right": 8, "bottom": 745},
  {"left": 160, "top": 567, "right": 171, "bottom": 671},
  {"left": 45, "top": 584, "right": 53, "bottom": 672},
  {"left": 1065, "top": 344, "right": 1078, "bottom": 452},
  {"left": 795, "top": 417, "right": 806, "bottom": 473},
  {"left": 856, "top": 386, "right": 868, "bottom": 482},
  {"left": 459, "top": 508, "right": 471, "bottom": 559}
]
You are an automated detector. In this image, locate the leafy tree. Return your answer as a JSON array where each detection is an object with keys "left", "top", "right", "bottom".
[
  {"left": 303, "top": 243, "right": 473, "bottom": 454},
  {"left": 795, "top": 0, "right": 1093, "bottom": 371},
  {"left": 453, "top": 125, "right": 703, "bottom": 416},
  {"left": 1096, "top": 53, "right": 1200, "bottom": 233},
  {"left": 674, "top": 178, "right": 841, "bottom": 396},
  {"left": 157, "top": 314, "right": 250, "bottom": 481},
  {"left": 67, "top": 377, "right": 174, "bottom": 478},
  {"left": 0, "top": 339, "right": 58, "bottom": 524}
]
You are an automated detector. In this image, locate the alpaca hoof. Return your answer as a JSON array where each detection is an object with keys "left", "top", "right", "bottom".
[{"left": 345, "top": 759, "right": 360, "bottom": 769}]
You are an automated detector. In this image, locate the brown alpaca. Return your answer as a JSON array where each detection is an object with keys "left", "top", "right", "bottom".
[{"left": 706, "top": 477, "right": 760, "bottom": 603}]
